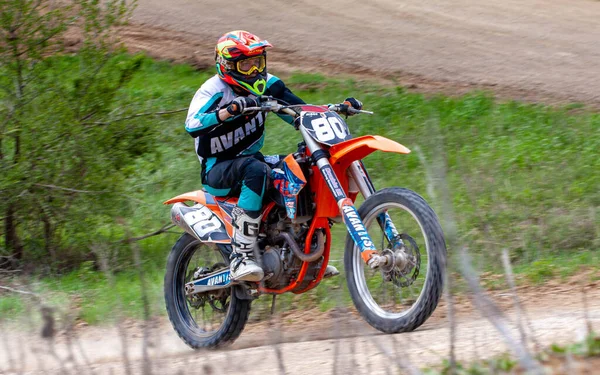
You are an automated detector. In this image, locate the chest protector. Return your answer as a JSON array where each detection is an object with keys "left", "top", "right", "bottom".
[{"left": 196, "top": 111, "right": 266, "bottom": 160}]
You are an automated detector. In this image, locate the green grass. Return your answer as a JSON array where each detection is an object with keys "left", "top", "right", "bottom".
[
  {"left": 2, "top": 54, "right": 599, "bottom": 324},
  {"left": 514, "top": 250, "right": 600, "bottom": 284},
  {"left": 423, "top": 332, "right": 600, "bottom": 374}
]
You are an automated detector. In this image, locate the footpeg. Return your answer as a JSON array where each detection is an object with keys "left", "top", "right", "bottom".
[{"left": 323, "top": 264, "right": 340, "bottom": 278}]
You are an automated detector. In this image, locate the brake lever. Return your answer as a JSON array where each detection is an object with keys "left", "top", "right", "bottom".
[
  {"left": 349, "top": 108, "right": 374, "bottom": 115},
  {"left": 257, "top": 95, "right": 275, "bottom": 103},
  {"left": 329, "top": 105, "right": 374, "bottom": 115}
]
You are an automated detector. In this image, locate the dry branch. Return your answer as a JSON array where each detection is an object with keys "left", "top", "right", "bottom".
[
  {"left": 582, "top": 286, "right": 593, "bottom": 335},
  {"left": 120, "top": 223, "right": 176, "bottom": 243},
  {"left": 124, "top": 223, "right": 154, "bottom": 375},
  {"left": 501, "top": 249, "right": 542, "bottom": 352},
  {"left": 93, "top": 244, "right": 133, "bottom": 375},
  {"left": 502, "top": 249, "right": 527, "bottom": 346},
  {"left": 34, "top": 183, "right": 111, "bottom": 194},
  {"left": 0, "top": 285, "right": 41, "bottom": 301},
  {"left": 84, "top": 108, "right": 187, "bottom": 126},
  {"left": 266, "top": 312, "right": 287, "bottom": 375},
  {"left": 365, "top": 332, "right": 423, "bottom": 375},
  {"left": 459, "top": 248, "right": 543, "bottom": 374},
  {"left": 444, "top": 271, "right": 457, "bottom": 374}
]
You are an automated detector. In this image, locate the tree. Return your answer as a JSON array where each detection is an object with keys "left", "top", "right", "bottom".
[{"left": 0, "top": 0, "right": 149, "bottom": 269}]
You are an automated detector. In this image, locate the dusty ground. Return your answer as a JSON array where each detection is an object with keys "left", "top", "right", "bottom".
[
  {"left": 118, "top": 0, "right": 600, "bottom": 105},
  {"left": 1, "top": 279, "right": 598, "bottom": 374}
]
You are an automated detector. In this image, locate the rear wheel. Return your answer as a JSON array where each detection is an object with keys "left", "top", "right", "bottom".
[
  {"left": 164, "top": 233, "right": 251, "bottom": 348},
  {"left": 344, "top": 188, "right": 446, "bottom": 333}
]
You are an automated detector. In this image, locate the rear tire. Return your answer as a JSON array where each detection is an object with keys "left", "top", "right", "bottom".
[
  {"left": 164, "top": 233, "right": 251, "bottom": 349},
  {"left": 344, "top": 188, "right": 446, "bottom": 333}
]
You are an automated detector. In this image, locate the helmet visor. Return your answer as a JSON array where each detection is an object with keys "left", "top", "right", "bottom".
[{"left": 236, "top": 55, "right": 266, "bottom": 75}]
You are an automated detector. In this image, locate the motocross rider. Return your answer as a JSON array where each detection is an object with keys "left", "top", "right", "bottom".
[{"left": 185, "top": 30, "right": 363, "bottom": 282}]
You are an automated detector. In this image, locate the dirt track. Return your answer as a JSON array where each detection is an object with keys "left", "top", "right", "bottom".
[
  {"left": 2, "top": 280, "right": 599, "bottom": 374},
  {"left": 123, "top": 0, "right": 600, "bottom": 105}
]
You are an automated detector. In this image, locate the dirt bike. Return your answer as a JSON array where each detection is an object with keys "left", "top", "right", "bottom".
[{"left": 163, "top": 97, "right": 447, "bottom": 348}]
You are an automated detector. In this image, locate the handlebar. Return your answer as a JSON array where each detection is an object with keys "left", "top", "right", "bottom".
[{"left": 242, "top": 99, "right": 374, "bottom": 116}]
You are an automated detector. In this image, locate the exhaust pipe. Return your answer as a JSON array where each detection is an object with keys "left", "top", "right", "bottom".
[
  {"left": 274, "top": 230, "right": 325, "bottom": 262},
  {"left": 171, "top": 202, "right": 230, "bottom": 243}
]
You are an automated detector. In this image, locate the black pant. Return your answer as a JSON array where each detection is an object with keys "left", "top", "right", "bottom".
[{"left": 202, "top": 154, "right": 283, "bottom": 213}]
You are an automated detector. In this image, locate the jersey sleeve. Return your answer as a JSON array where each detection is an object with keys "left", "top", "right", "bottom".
[
  {"left": 184, "top": 84, "right": 225, "bottom": 138},
  {"left": 266, "top": 75, "right": 305, "bottom": 125}
]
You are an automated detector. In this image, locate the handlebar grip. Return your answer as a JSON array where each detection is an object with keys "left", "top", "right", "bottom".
[{"left": 242, "top": 107, "right": 263, "bottom": 112}]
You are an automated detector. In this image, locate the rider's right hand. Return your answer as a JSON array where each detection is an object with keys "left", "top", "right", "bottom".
[{"left": 227, "top": 96, "right": 258, "bottom": 116}]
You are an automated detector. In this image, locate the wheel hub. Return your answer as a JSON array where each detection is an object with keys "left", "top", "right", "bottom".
[
  {"left": 379, "top": 234, "right": 421, "bottom": 287},
  {"left": 186, "top": 263, "right": 230, "bottom": 309}
]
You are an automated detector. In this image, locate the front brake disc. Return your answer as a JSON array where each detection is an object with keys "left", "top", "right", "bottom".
[{"left": 385, "top": 233, "right": 421, "bottom": 288}]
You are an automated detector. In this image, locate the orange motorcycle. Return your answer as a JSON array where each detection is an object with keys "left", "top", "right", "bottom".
[{"left": 164, "top": 98, "right": 447, "bottom": 348}]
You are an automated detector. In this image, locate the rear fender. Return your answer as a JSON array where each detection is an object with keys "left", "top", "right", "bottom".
[{"left": 163, "top": 190, "right": 220, "bottom": 212}]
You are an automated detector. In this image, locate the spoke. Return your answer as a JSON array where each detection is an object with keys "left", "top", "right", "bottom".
[
  {"left": 181, "top": 243, "right": 231, "bottom": 334},
  {"left": 360, "top": 205, "right": 427, "bottom": 315}
]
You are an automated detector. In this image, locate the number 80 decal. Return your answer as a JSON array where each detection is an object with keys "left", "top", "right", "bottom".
[{"left": 301, "top": 111, "right": 350, "bottom": 145}]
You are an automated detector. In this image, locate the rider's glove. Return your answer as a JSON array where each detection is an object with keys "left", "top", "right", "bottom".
[
  {"left": 344, "top": 97, "right": 363, "bottom": 112},
  {"left": 330, "top": 97, "right": 363, "bottom": 116},
  {"left": 226, "top": 96, "right": 258, "bottom": 116}
]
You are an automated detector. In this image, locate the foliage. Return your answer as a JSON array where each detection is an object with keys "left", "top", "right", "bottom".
[
  {"left": 422, "top": 333, "right": 600, "bottom": 375},
  {"left": 0, "top": 0, "right": 147, "bottom": 268},
  {"left": 1, "top": 49, "right": 599, "bottom": 322},
  {"left": 550, "top": 332, "right": 600, "bottom": 357},
  {"left": 422, "top": 354, "right": 517, "bottom": 375}
]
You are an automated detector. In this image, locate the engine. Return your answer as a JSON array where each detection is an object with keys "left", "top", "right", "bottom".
[
  {"left": 258, "top": 150, "right": 325, "bottom": 290},
  {"left": 258, "top": 210, "right": 325, "bottom": 290}
]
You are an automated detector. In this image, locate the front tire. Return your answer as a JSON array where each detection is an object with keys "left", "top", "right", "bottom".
[
  {"left": 344, "top": 188, "right": 446, "bottom": 333},
  {"left": 164, "top": 233, "right": 251, "bottom": 349}
]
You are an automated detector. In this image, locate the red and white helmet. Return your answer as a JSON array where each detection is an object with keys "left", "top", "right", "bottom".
[{"left": 215, "top": 30, "right": 272, "bottom": 96}]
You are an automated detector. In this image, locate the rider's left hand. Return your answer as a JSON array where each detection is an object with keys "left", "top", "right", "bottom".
[{"left": 343, "top": 97, "right": 363, "bottom": 113}]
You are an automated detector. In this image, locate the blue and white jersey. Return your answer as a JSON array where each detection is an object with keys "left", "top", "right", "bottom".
[{"left": 185, "top": 74, "right": 304, "bottom": 169}]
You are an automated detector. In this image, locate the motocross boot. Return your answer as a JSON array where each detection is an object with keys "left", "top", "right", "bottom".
[{"left": 230, "top": 207, "right": 264, "bottom": 282}]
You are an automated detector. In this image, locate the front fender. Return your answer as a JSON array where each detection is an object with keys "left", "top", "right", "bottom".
[{"left": 328, "top": 135, "right": 410, "bottom": 170}]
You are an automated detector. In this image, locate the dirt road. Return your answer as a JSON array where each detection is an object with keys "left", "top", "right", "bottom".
[
  {"left": 124, "top": 0, "right": 600, "bottom": 104},
  {"left": 2, "top": 281, "right": 599, "bottom": 374}
]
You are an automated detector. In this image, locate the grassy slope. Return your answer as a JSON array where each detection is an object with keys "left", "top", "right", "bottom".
[{"left": 1, "top": 56, "right": 598, "bottom": 323}]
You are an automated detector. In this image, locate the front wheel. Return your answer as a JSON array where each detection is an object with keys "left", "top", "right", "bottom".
[
  {"left": 164, "top": 233, "right": 251, "bottom": 348},
  {"left": 344, "top": 187, "right": 446, "bottom": 333}
]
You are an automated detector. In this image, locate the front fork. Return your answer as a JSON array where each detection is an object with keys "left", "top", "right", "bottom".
[
  {"left": 301, "top": 128, "right": 404, "bottom": 269},
  {"left": 348, "top": 161, "right": 402, "bottom": 245}
]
